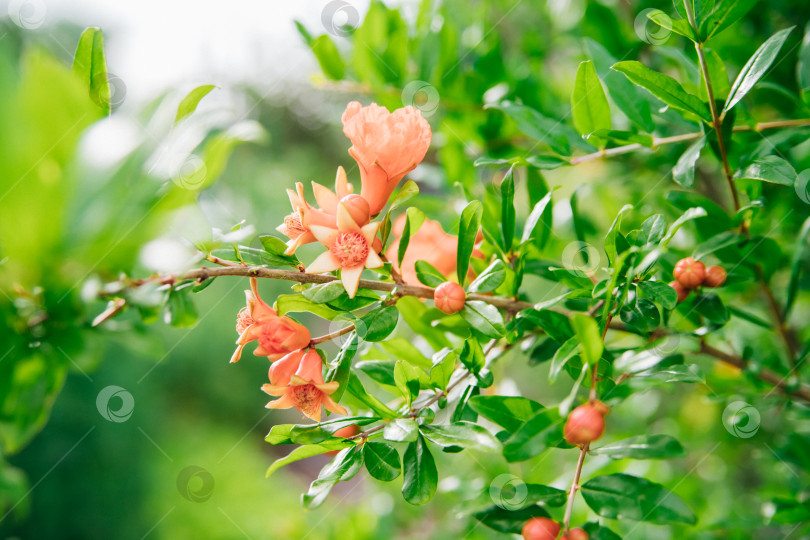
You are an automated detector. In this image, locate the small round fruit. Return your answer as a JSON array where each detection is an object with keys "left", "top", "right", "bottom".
[
  {"left": 673, "top": 257, "right": 706, "bottom": 289},
  {"left": 564, "top": 403, "right": 607, "bottom": 446},
  {"left": 434, "top": 281, "right": 466, "bottom": 314},
  {"left": 703, "top": 265, "right": 727, "bottom": 288},
  {"left": 561, "top": 528, "right": 589, "bottom": 540},
  {"left": 669, "top": 281, "right": 690, "bottom": 303},
  {"left": 522, "top": 517, "right": 561, "bottom": 540},
  {"left": 340, "top": 194, "right": 371, "bottom": 226}
]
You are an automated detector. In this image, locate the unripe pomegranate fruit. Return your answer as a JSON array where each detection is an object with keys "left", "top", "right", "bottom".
[
  {"left": 564, "top": 402, "right": 609, "bottom": 446},
  {"left": 673, "top": 257, "right": 706, "bottom": 288},
  {"left": 434, "top": 281, "right": 466, "bottom": 314},
  {"left": 561, "top": 528, "right": 589, "bottom": 540},
  {"left": 521, "top": 517, "right": 560, "bottom": 540},
  {"left": 703, "top": 265, "right": 727, "bottom": 288},
  {"left": 340, "top": 194, "right": 371, "bottom": 226},
  {"left": 668, "top": 281, "right": 690, "bottom": 303}
]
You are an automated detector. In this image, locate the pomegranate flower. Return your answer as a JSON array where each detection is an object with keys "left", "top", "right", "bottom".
[
  {"left": 276, "top": 167, "right": 363, "bottom": 255},
  {"left": 341, "top": 101, "right": 432, "bottom": 216},
  {"left": 231, "top": 278, "right": 311, "bottom": 363},
  {"left": 306, "top": 202, "right": 383, "bottom": 298},
  {"left": 262, "top": 348, "right": 347, "bottom": 422}
]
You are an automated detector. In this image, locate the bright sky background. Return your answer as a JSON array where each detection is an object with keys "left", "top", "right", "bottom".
[{"left": 3, "top": 0, "right": 374, "bottom": 105}]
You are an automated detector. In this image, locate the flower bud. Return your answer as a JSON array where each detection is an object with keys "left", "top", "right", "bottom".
[
  {"left": 434, "top": 281, "right": 466, "bottom": 314},
  {"left": 522, "top": 517, "right": 560, "bottom": 540},
  {"left": 562, "top": 528, "right": 589, "bottom": 540},
  {"left": 668, "top": 281, "right": 690, "bottom": 303},
  {"left": 564, "top": 403, "right": 607, "bottom": 446},
  {"left": 340, "top": 194, "right": 371, "bottom": 227},
  {"left": 673, "top": 257, "right": 706, "bottom": 289},
  {"left": 703, "top": 265, "right": 727, "bottom": 288}
]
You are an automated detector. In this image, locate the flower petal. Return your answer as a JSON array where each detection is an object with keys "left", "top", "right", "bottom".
[
  {"left": 336, "top": 202, "right": 360, "bottom": 231},
  {"left": 335, "top": 165, "right": 353, "bottom": 197},
  {"left": 340, "top": 265, "right": 364, "bottom": 298},
  {"left": 306, "top": 250, "right": 341, "bottom": 274},
  {"left": 360, "top": 222, "right": 380, "bottom": 246},
  {"left": 265, "top": 393, "right": 296, "bottom": 410},
  {"left": 230, "top": 344, "right": 245, "bottom": 363},
  {"left": 312, "top": 181, "right": 339, "bottom": 214},
  {"left": 262, "top": 384, "right": 291, "bottom": 397},
  {"left": 322, "top": 394, "right": 349, "bottom": 416},
  {"left": 308, "top": 225, "right": 340, "bottom": 247},
  {"left": 365, "top": 249, "right": 384, "bottom": 269}
]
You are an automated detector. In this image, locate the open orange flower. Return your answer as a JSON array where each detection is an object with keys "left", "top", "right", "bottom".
[
  {"left": 231, "top": 278, "right": 311, "bottom": 363},
  {"left": 276, "top": 167, "right": 367, "bottom": 255},
  {"left": 261, "top": 348, "right": 347, "bottom": 422},
  {"left": 386, "top": 215, "right": 460, "bottom": 286},
  {"left": 305, "top": 202, "right": 383, "bottom": 298},
  {"left": 342, "top": 101, "right": 432, "bottom": 216}
]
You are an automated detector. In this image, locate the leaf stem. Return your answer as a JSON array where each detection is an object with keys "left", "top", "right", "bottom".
[{"left": 562, "top": 443, "right": 589, "bottom": 531}]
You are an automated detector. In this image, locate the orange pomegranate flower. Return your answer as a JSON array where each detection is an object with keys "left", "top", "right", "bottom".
[
  {"left": 305, "top": 202, "right": 383, "bottom": 298},
  {"left": 231, "top": 278, "right": 311, "bottom": 363},
  {"left": 341, "top": 101, "right": 432, "bottom": 216},
  {"left": 261, "top": 348, "right": 347, "bottom": 422},
  {"left": 276, "top": 167, "right": 366, "bottom": 255}
]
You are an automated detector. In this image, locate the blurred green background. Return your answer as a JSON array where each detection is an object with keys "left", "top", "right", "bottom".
[{"left": 1, "top": 0, "right": 810, "bottom": 538}]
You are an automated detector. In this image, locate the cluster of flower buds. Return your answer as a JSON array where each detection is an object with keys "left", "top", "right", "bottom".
[{"left": 669, "top": 257, "right": 727, "bottom": 303}]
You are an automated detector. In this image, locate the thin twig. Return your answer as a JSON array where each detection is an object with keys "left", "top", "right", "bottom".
[{"left": 562, "top": 443, "right": 589, "bottom": 532}]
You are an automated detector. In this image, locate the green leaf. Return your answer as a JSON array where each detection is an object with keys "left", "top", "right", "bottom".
[
  {"left": 604, "top": 204, "right": 633, "bottom": 264},
  {"left": 461, "top": 301, "right": 506, "bottom": 338},
  {"left": 521, "top": 188, "right": 556, "bottom": 245},
  {"left": 638, "top": 215, "right": 667, "bottom": 246},
  {"left": 571, "top": 314, "right": 603, "bottom": 365},
  {"left": 582, "top": 522, "right": 623, "bottom": 540},
  {"left": 175, "top": 84, "right": 216, "bottom": 124},
  {"left": 394, "top": 360, "right": 422, "bottom": 405},
  {"left": 457, "top": 201, "right": 483, "bottom": 286},
  {"left": 785, "top": 217, "right": 810, "bottom": 318},
  {"left": 591, "top": 434, "right": 685, "bottom": 460},
  {"left": 473, "top": 505, "right": 551, "bottom": 534},
  {"left": 364, "top": 441, "right": 401, "bottom": 482},
  {"left": 489, "top": 101, "right": 595, "bottom": 155},
  {"left": 647, "top": 10, "right": 697, "bottom": 41},
  {"left": 414, "top": 260, "right": 446, "bottom": 287},
  {"left": 585, "top": 38, "right": 654, "bottom": 132},
  {"left": 611, "top": 61, "right": 711, "bottom": 122},
  {"left": 275, "top": 294, "right": 342, "bottom": 320},
  {"left": 310, "top": 34, "right": 345, "bottom": 80},
  {"left": 397, "top": 207, "right": 426, "bottom": 268},
  {"left": 289, "top": 417, "right": 378, "bottom": 445},
  {"left": 303, "top": 281, "right": 346, "bottom": 304},
  {"left": 620, "top": 299, "right": 661, "bottom": 333},
  {"left": 420, "top": 421, "right": 501, "bottom": 452},
  {"left": 166, "top": 288, "right": 197, "bottom": 328},
  {"left": 266, "top": 441, "right": 351, "bottom": 477},
  {"left": 469, "top": 260, "right": 507, "bottom": 293},
  {"left": 325, "top": 332, "right": 359, "bottom": 402},
  {"left": 638, "top": 281, "right": 678, "bottom": 310},
  {"left": 258, "top": 235, "right": 301, "bottom": 266},
  {"left": 500, "top": 166, "right": 516, "bottom": 250},
  {"left": 402, "top": 434, "right": 438, "bottom": 505},
  {"left": 693, "top": 292, "right": 729, "bottom": 324},
  {"left": 549, "top": 337, "right": 579, "bottom": 383},
  {"left": 736, "top": 156, "right": 797, "bottom": 186},
  {"left": 723, "top": 27, "right": 794, "bottom": 114},
  {"left": 698, "top": 49, "right": 731, "bottom": 101},
  {"left": 517, "top": 309, "right": 574, "bottom": 343},
  {"left": 347, "top": 374, "right": 398, "bottom": 419},
  {"left": 673, "top": 137, "right": 706, "bottom": 188},
  {"left": 468, "top": 395, "right": 544, "bottom": 432},
  {"left": 572, "top": 60, "right": 611, "bottom": 139},
  {"left": 429, "top": 350, "right": 457, "bottom": 390},
  {"left": 380, "top": 181, "right": 420, "bottom": 247},
  {"left": 581, "top": 473, "right": 697, "bottom": 524},
  {"left": 699, "top": 0, "right": 759, "bottom": 41},
  {"left": 659, "top": 207, "right": 708, "bottom": 247},
  {"left": 72, "top": 27, "right": 111, "bottom": 114},
  {"left": 302, "top": 446, "right": 364, "bottom": 509},
  {"left": 799, "top": 22, "right": 810, "bottom": 95},
  {"left": 525, "top": 154, "right": 569, "bottom": 170},
  {"left": 357, "top": 305, "right": 399, "bottom": 341},
  {"left": 503, "top": 409, "right": 566, "bottom": 462},
  {"left": 694, "top": 230, "right": 745, "bottom": 259},
  {"left": 383, "top": 418, "right": 419, "bottom": 442}
]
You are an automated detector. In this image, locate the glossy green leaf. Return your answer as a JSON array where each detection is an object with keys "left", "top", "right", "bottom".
[
  {"left": 693, "top": 293, "right": 729, "bottom": 324},
  {"left": 785, "top": 217, "right": 810, "bottom": 318},
  {"left": 571, "top": 314, "right": 603, "bottom": 365},
  {"left": 468, "top": 395, "right": 544, "bottom": 432},
  {"left": 647, "top": 10, "right": 697, "bottom": 41},
  {"left": 799, "top": 22, "right": 810, "bottom": 96},
  {"left": 357, "top": 305, "right": 399, "bottom": 341},
  {"left": 72, "top": 27, "right": 110, "bottom": 114},
  {"left": 699, "top": 0, "right": 759, "bottom": 41},
  {"left": 364, "top": 441, "right": 401, "bottom": 482},
  {"left": 591, "top": 434, "right": 685, "bottom": 460},
  {"left": 660, "top": 207, "right": 708, "bottom": 247},
  {"left": 397, "top": 207, "right": 426, "bottom": 267},
  {"left": 420, "top": 421, "right": 501, "bottom": 452},
  {"left": 723, "top": 27, "right": 794, "bottom": 113},
  {"left": 383, "top": 418, "right": 419, "bottom": 442},
  {"left": 175, "top": 84, "right": 216, "bottom": 124},
  {"left": 414, "top": 260, "right": 446, "bottom": 287},
  {"left": 289, "top": 417, "right": 377, "bottom": 445},
  {"left": 311, "top": 34, "right": 345, "bottom": 80},
  {"left": 521, "top": 188, "right": 556, "bottom": 245},
  {"left": 489, "top": 101, "right": 595, "bottom": 154},
  {"left": 468, "top": 260, "right": 507, "bottom": 293},
  {"left": 266, "top": 441, "right": 351, "bottom": 477},
  {"left": 402, "top": 434, "right": 438, "bottom": 505},
  {"left": 612, "top": 61, "right": 711, "bottom": 122},
  {"left": 302, "top": 445, "right": 364, "bottom": 509},
  {"left": 604, "top": 204, "right": 633, "bottom": 264},
  {"left": 500, "top": 165, "right": 516, "bottom": 250},
  {"left": 394, "top": 360, "right": 422, "bottom": 405},
  {"left": 503, "top": 409, "right": 566, "bottom": 462},
  {"left": 638, "top": 281, "right": 678, "bottom": 310},
  {"left": 473, "top": 505, "right": 551, "bottom": 534},
  {"left": 457, "top": 200, "right": 482, "bottom": 286},
  {"left": 673, "top": 137, "right": 705, "bottom": 188},
  {"left": 461, "top": 301, "right": 506, "bottom": 338},
  {"left": 581, "top": 473, "right": 697, "bottom": 524},
  {"left": 325, "top": 332, "right": 359, "bottom": 402},
  {"left": 572, "top": 60, "right": 611, "bottom": 140},
  {"left": 736, "top": 155, "right": 797, "bottom": 186}
]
